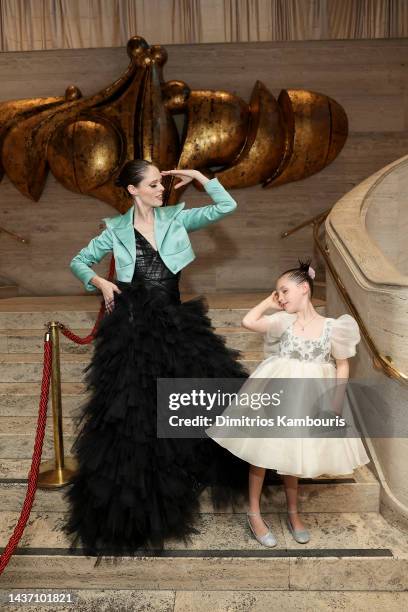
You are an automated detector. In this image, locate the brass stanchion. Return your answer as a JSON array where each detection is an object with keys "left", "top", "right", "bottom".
[{"left": 38, "top": 322, "right": 77, "bottom": 488}]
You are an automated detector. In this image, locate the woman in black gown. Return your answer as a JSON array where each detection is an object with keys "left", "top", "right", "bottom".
[{"left": 62, "top": 161, "right": 249, "bottom": 563}]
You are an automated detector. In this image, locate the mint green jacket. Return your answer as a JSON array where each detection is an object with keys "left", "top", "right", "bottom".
[{"left": 70, "top": 177, "right": 237, "bottom": 292}]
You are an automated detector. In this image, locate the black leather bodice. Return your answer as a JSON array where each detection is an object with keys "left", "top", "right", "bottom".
[{"left": 131, "top": 227, "right": 181, "bottom": 304}]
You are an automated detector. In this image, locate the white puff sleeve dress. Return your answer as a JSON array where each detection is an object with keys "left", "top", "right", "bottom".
[{"left": 206, "top": 312, "right": 370, "bottom": 477}]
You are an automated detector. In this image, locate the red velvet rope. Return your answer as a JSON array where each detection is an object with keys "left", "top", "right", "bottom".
[
  {"left": 0, "top": 333, "right": 52, "bottom": 575},
  {"left": 0, "top": 255, "right": 116, "bottom": 575}
]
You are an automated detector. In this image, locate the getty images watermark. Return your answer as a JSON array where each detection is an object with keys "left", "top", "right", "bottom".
[{"left": 156, "top": 377, "right": 407, "bottom": 438}]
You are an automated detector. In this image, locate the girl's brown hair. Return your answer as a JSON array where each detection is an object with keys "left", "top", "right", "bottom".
[{"left": 278, "top": 257, "right": 314, "bottom": 298}]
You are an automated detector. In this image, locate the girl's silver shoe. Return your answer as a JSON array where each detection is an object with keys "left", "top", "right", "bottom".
[
  {"left": 286, "top": 510, "right": 310, "bottom": 544},
  {"left": 246, "top": 511, "right": 277, "bottom": 548}
]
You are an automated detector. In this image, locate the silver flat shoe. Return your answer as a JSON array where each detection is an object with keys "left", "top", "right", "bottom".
[
  {"left": 247, "top": 511, "right": 277, "bottom": 548},
  {"left": 286, "top": 510, "right": 310, "bottom": 544}
]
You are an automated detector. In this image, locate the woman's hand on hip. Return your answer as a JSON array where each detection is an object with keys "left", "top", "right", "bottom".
[{"left": 93, "top": 277, "right": 122, "bottom": 313}]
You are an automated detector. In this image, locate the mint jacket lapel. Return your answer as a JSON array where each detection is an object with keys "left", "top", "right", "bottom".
[
  {"left": 109, "top": 205, "right": 135, "bottom": 262},
  {"left": 154, "top": 202, "right": 185, "bottom": 250}
]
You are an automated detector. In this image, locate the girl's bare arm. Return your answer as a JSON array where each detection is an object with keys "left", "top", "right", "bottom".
[{"left": 242, "top": 291, "right": 284, "bottom": 333}]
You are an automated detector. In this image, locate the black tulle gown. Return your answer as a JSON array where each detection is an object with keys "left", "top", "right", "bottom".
[{"left": 62, "top": 227, "right": 249, "bottom": 563}]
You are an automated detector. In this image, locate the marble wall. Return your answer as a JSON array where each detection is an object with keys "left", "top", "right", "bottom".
[
  {"left": 1, "top": 38, "right": 408, "bottom": 296},
  {"left": 325, "top": 153, "right": 408, "bottom": 516},
  {"left": 365, "top": 160, "right": 408, "bottom": 276}
]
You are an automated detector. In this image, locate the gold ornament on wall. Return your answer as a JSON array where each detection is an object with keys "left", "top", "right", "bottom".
[{"left": 0, "top": 36, "right": 348, "bottom": 213}]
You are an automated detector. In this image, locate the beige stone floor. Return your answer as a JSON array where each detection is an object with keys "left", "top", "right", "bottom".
[
  {"left": 0, "top": 589, "right": 407, "bottom": 611},
  {"left": 1, "top": 511, "right": 407, "bottom": 556}
]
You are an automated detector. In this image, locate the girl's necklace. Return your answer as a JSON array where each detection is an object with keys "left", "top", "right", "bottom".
[{"left": 295, "top": 313, "right": 318, "bottom": 332}]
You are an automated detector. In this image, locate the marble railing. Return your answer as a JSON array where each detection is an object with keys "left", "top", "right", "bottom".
[{"left": 325, "top": 153, "right": 408, "bottom": 523}]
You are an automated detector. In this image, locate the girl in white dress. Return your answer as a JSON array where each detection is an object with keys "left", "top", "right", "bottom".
[{"left": 207, "top": 259, "right": 370, "bottom": 546}]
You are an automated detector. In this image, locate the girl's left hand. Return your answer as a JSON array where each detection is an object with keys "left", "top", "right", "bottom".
[{"left": 160, "top": 169, "right": 197, "bottom": 189}]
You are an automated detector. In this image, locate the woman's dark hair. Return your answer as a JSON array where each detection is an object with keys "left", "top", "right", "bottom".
[
  {"left": 278, "top": 257, "right": 314, "bottom": 298},
  {"left": 114, "top": 159, "right": 154, "bottom": 195}
]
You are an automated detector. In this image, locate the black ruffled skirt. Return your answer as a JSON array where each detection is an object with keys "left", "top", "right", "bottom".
[{"left": 62, "top": 279, "right": 249, "bottom": 564}]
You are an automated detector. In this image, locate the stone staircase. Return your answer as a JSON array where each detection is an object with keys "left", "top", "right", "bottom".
[
  {"left": 0, "top": 276, "right": 19, "bottom": 300},
  {"left": 0, "top": 295, "right": 407, "bottom": 609}
]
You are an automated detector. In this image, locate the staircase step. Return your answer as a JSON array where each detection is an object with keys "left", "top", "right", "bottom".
[
  {"left": 2, "top": 589, "right": 404, "bottom": 611},
  {"left": 0, "top": 326, "right": 264, "bottom": 354},
  {"left": 0, "top": 353, "right": 88, "bottom": 383},
  {"left": 176, "top": 591, "right": 407, "bottom": 610},
  {"left": 311, "top": 280, "right": 326, "bottom": 301},
  {"left": 0, "top": 284, "right": 19, "bottom": 299},
  {"left": 0, "top": 511, "right": 406, "bottom": 591},
  {"left": 0, "top": 352, "right": 263, "bottom": 383},
  {"left": 0, "top": 466, "right": 379, "bottom": 513},
  {"left": 0, "top": 382, "right": 84, "bottom": 416},
  {"left": 0, "top": 295, "right": 326, "bottom": 330},
  {"left": 0, "top": 307, "right": 248, "bottom": 329}
]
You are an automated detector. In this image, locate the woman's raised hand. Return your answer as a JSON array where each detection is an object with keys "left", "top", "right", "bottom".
[{"left": 160, "top": 169, "right": 196, "bottom": 189}]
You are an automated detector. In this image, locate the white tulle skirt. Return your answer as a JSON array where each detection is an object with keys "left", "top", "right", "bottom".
[{"left": 206, "top": 355, "right": 370, "bottom": 478}]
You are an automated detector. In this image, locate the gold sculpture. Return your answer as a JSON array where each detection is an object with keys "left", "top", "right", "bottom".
[{"left": 0, "top": 36, "right": 348, "bottom": 213}]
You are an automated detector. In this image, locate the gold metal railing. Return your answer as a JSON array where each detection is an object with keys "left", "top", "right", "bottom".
[
  {"left": 0, "top": 226, "right": 29, "bottom": 244},
  {"left": 281, "top": 210, "right": 408, "bottom": 385}
]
